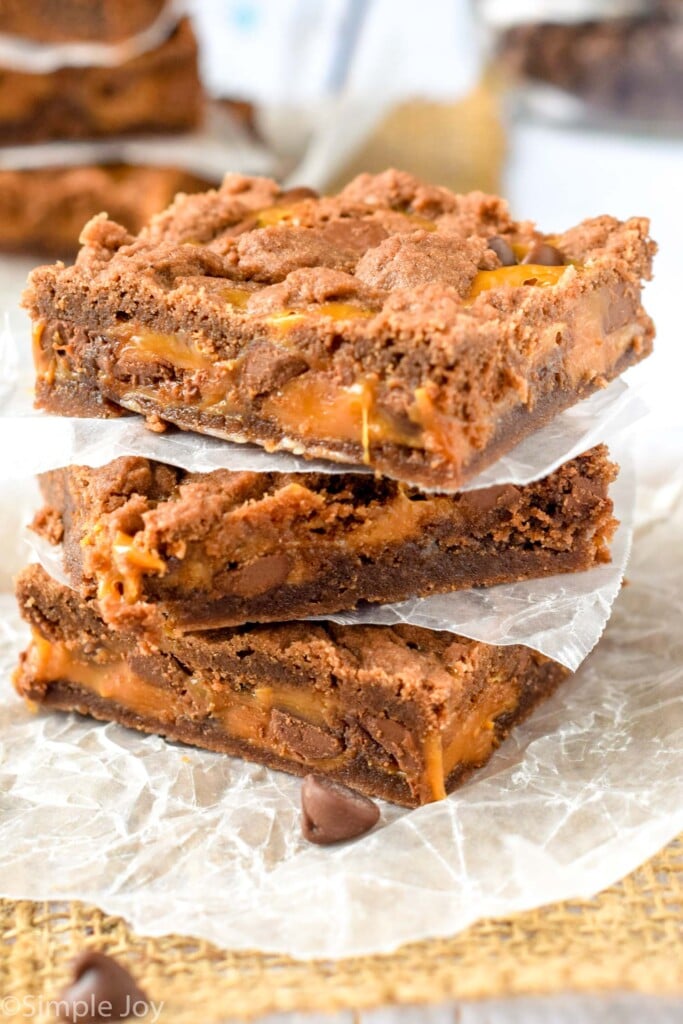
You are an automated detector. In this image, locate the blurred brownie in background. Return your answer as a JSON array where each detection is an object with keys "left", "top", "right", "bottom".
[
  {"left": 0, "top": 2, "right": 215, "bottom": 255},
  {"left": 0, "top": 164, "right": 215, "bottom": 257},
  {"left": 0, "top": 18, "right": 202, "bottom": 143},
  {"left": 498, "top": 7, "right": 683, "bottom": 126},
  {"left": 0, "top": 0, "right": 167, "bottom": 43}
]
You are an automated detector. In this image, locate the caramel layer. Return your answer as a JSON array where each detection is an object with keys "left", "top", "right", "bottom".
[
  {"left": 468, "top": 264, "right": 567, "bottom": 300},
  {"left": 34, "top": 256, "right": 640, "bottom": 474},
  {"left": 21, "top": 632, "right": 523, "bottom": 803},
  {"left": 259, "top": 375, "right": 422, "bottom": 462},
  {"left": 88, "top": 528, "right": 166, "bottom": 607}
]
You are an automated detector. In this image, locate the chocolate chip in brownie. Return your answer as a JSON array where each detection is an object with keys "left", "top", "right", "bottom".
[
  {"left": 487, "top": 235, "right": 517, "bottom": 266},
  {"left": 522, "top": 243, "right": 565, "bottom": 266},
  {"left": 241, "top": 339, "right": 309, "bottom": 397}
]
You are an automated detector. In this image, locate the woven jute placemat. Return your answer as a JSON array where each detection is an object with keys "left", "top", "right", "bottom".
[{"left": 1, "top": 835, "right": 680, "bottom": 1022}]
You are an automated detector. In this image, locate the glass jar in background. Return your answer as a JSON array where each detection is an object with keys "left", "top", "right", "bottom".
[{"left": 476, "top": 0, "right": 683, "bottom": 134}]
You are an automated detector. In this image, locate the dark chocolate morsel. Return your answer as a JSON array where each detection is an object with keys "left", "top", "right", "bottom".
[
  {"left": 57, "top": 951, "right": 148, "bottom": 1022},
  {"left": 301, "top": 774, "right": 380, "bottom": 844},
  {"left": 487, "top": 235, "right": 517, "bottom": 266},
  {"left": 522, "top": 243, "right": 565, "bottom": 266},
  {"left": 278, "top": 186, "right": 319, "bottom": 204}
]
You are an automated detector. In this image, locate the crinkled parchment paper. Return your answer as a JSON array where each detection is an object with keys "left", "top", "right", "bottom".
[
  {"left": 0, "top": 427, "right": 681, "bottom": 958},
  {"left": 0, "top": 103, "right": 276, "bottom": 181}
]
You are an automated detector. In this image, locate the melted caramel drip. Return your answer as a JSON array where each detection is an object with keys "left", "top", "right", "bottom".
[
  {"left": 423, "top": 733, "right": 446, "bottom": 802},
  {"left": 441, "top": 679, "right": 517, "bottom": 773},
  {"left": 121, "top": 331, "right": 219, "bottom": 372},
  {"left": 32, "top": 320, "right": 50, "bottom": 379},
  {"left": 88, "top": 529, "right": 166, "bottom": 606}
]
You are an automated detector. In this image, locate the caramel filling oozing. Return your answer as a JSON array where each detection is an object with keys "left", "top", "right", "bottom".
[
  {"left": 260, "top": 374, "right": 423, "bottom": 463},
  {"left": 265, "top": 302, "right": 375, "bottom": 328},
  {"left": 20, "top": 633, "right": 523, "bottom": 803},
  {"left": 223, "top": 288, "right": 251, "bottom": 309},
  {"left": 36, "top": 256, "right": 638, "bottom": 468},
  {"left": 85, "top": 528, "right": 166, "bottom": 606},
  {"left": 119, "top": 331, "right": 224, "bottom": 373},
  {"left": 467, "top": 264, "right": 568, "bottom": 301}
]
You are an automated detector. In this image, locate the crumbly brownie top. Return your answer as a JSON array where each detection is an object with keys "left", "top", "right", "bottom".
[{"left": 24, "top": 169, "right": 655, "bottom": 358}]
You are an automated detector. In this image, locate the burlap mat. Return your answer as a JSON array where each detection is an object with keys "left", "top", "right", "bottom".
[{"left": 0, "top": 834, "right": 680, "bottom": 1022}]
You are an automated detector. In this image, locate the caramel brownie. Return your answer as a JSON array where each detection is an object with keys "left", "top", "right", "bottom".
[
  {"left": 0, "top": 0, "right": 166, "bottom": 44},
  {"left": 14, "top": 565, "right": 570, "bottom": 807},
  {"left": 24, "top": 170, "right": 655, "bottom": 489},
  {"left": 33, "top": 447, "right": 618, "bottom": 638},
  {"left": 0, "top": 19, "right": 201, "bottom": 144},
  {"left": 0, "top": 164, "right": 216, "bottom": 257},
  {"left": 498, "top": 12, "right": 683, "bottom": 125}
]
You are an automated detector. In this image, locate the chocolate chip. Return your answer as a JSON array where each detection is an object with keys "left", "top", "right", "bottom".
[
  {"left": 231, "top": 552, "right": 291, "bottom": 597},
  {"left": 57, "top": 951, "right": 147, "bottom": 1023},
  {"left": 487, "top": 235, "right": 517, "bottom": 266},
  {"left": 301, "top": 774, "right": 380, "bottom": 844},
  {"left": 522, "top": 243, "right": 565, "bottom": 266},
  {"left": 278, "top": 186, "right": 319, "bottom": 204}
]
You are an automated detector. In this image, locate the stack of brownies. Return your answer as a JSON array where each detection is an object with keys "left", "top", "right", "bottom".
[
  {"left": 13, "top": 169, "right": 655, "bottom": 811},
  {"left": 0, "top": 0, "right": 212, "bottom": 255}
]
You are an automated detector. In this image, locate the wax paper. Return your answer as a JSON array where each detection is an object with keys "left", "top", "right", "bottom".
[
  {"left": 0, "top": 103, "right": 277, "bottom": 182},
  {"left": 478, "top": 0, "right": 648, "bottom": 27},
  {"left": 0, "top": 424, "right": 680, "bottom": 959}
]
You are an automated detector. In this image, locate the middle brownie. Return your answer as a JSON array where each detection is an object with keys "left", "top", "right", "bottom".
[{"left": 33, "top": 446, "right": 618, "bottom": 638}]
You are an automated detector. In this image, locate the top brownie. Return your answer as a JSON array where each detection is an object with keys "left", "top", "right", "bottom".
[{"left": 25, "top": 170, "right": 656, "bottom": 489}]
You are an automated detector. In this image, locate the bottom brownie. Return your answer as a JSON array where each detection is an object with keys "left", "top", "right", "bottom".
[
  {"left": 0, "top": 164, "right": 216, "bottom": 257},
  {"left": 14, "top": 565, "right": 570, "bottom": 807}
]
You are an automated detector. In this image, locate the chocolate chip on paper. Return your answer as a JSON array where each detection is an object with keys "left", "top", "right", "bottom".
[
  {"left": 301, "top": 774, "right": 380, "bottom": 845},
  {"left": 56, "top": 951, "right": 148, "bottom": 1023}
]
